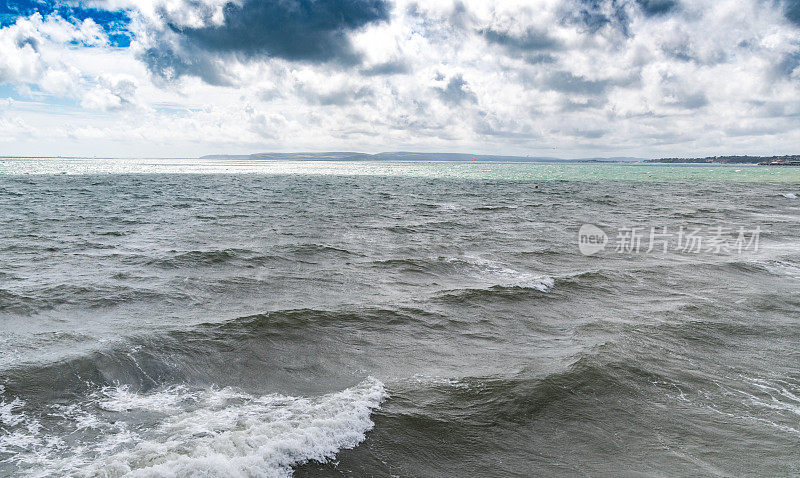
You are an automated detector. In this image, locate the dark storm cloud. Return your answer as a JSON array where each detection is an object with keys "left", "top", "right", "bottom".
[
  {"left": 635, "top": 0, "right": 679, "bottom": 16},
  {"left": 776, "top": 51, "right": 800, "bottom": 78},
  {"left": 783, "top": 0, "right": 800, "bottom": 26},
  {"left": 481, "top": 27, "right": 562, "bottom": 52},
  {"left": 660, "top": 42, "right": 728, "bottom": 65},
  {"left": 544, "top": 71, "right": 611, "bottom": 95},
  {"left": 563, "top": 0, "right": 631, "bottom": 35},
  {"left": 361, "top": 60, "right": 410, "bottom": 76},
  {"left": 15, "top": 36, "right": 38, "bottom": 51},
  {"left": 176, "top": 0, "right": 390, "bottom": 62},
  {"left": 141, "top": 41, "right": 235, "bottom": 85},
  {"left": 144, "top": 0, "right": 391, "bottom": 82},
  {"left": 561, "top": 0, "right": 679, "bottom": 36},
  {"left": 524, "top": 53, "right": 557, "bottom": 64},
  {"left": 480, "top": 27, "right": 562, "bottom": 64},
  {"left": 436, "top": 74, "right": 477, "bottom": 105}
]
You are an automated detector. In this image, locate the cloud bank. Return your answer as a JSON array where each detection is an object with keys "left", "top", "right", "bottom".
[{"left": 0, "top": 0, "right": 798, "bottom": 157}]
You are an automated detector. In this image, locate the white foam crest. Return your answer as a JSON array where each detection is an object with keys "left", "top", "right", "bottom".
[
  {"left": 705, "top": 403, "right": 800, "bottom": 437},
  {"left": 0, "top": 392, "right": 47, "bottom": 459},
  {"left": 739, "top": 377, "right": 800, "bottom": 417},
  {"left": 9, "top": 377, "right": 386, "bottom": 478},
  {"left": 95, "top": 377, "right": 386, "bottom": 477},
  {"left": 0, "top": 396, "right": 26, "bottom": 427},
  {"left": 446, "top": 256, "right": 554, "bottom": 291},
  {"left": 764, "top": 260, "right": 800, "bottom": 279},
  {"left": 410, "top": 374, "right": 470, "bottom": 389},
  {"left": 502, "top": 273, "right": 555, "bottom": 291},
  {"left": 50, "top": 403, "right": 102, "bottom": 431},
  {"left": 781, "top": 193, "right": 798, "bottom": 199},
  {"left": 477, "top": 205, "right": 518, "bottom": 210},
  {"left": 95, "top": 384, "right": 196, "bottom": 413}
]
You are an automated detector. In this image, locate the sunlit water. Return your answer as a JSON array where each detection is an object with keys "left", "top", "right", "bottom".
[{"left": 2, "top": 157, "right": 799, "bottom": 182}]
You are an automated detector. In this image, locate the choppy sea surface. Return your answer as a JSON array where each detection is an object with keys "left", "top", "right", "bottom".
[{"left": 0, "top": 158, "right": 799, "bottom": 476}]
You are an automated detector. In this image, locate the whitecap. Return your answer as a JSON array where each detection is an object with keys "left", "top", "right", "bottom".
[
  {"left": 2, "top": 377, "right": 387, "bottom": 477},
  {"left": 763, "top": 260, "right": 800, "bottom": 279},
  {"left": 95, "top": 384, "right": 196, "bottom": 413},
  {"left": 409, "top": 374, "right": 470, "bottom": 389},
  {"left": 446, "top": 256, "right": 554, "bottom": 291},
  {"left": 0, "top": 391, "right": 27, "bottom": 428}
]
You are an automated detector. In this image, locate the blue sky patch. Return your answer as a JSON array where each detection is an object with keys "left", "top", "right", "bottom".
[{"left": 1, "top": 0, "right": 132, "bottom": 47}]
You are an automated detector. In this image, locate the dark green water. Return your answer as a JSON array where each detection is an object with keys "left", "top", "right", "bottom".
[{"left": 0, "top": 162, "right": 798, "bottom": 476}]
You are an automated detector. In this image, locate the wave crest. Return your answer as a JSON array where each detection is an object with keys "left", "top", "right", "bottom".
[{"left": 1, "top": 378, "right": 387, "bottom": 477}]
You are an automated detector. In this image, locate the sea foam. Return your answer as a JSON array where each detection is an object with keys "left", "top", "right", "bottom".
[
  {"left": 446, "top": 256, "right": 555, "bottom": 292},
  {"left": 1, "top": 377, "right": 387, "bottom": 477}
]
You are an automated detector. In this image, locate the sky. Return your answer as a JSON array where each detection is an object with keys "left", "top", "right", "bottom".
[{"left": 0, "top": 0, "right": 799, "bottom": 158}]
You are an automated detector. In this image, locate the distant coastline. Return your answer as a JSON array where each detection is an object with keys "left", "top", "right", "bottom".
[
  {"left": 644, "top": 155, "right": 800, "bottom": 165},
  {"left": 2, "top": 153, "right": 797, "bottom": 165}
]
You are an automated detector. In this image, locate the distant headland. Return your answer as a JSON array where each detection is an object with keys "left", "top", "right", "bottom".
[{"left": 644, "top": 155, "right": 800, "bottom": 165}]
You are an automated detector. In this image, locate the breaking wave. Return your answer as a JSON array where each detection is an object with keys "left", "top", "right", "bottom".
[{"left": 0, "top": 378, "right": 386, "bottom": 477}]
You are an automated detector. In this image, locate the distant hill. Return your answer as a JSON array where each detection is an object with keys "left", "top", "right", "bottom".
[
  {"left": 200, "top": 152, "right": 644, "bottom": 162},
  {"left": 646, "top": 155, "right": 800, "bottom": 164}
]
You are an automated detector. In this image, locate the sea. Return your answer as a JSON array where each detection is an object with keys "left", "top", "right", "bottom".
[{"left": 0, "top": 158, "right": 798, "bottom": 476}]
